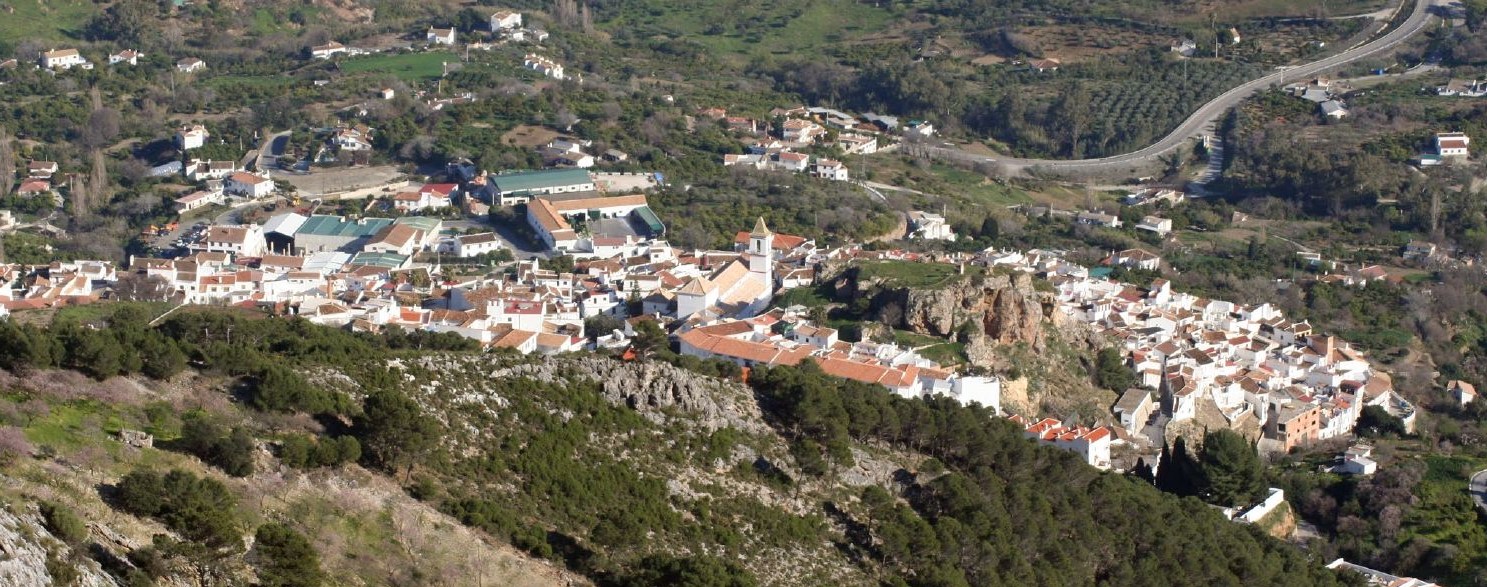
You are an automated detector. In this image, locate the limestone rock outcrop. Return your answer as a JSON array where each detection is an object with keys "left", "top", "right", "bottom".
[{"left": 843, "top": 270, "right": 1056, "bottom": 352}]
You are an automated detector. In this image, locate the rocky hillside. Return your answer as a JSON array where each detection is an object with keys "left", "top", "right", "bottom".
[
  {"left": 0, "top": 306, "right": 1362, "bottom": 587},
  {"left": 828, "top": 264, "right": 1115, "bottom": 416},
  {"left": 0, "top": 367, "right": 581, "bottom": 587}
]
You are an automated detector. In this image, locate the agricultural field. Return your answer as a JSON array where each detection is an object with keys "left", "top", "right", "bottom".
[
  {"left": 1016, "top": 24, "right": 1170, "bottom": 63},
  {"left": 339, "top": 51, "right": 453, "bottom": 81},
  {"left": 0, "top": 0, "right": 99, "bottom": 43},
  {"left": 597, "top": 0, "right": 893, "bottom": 62}
]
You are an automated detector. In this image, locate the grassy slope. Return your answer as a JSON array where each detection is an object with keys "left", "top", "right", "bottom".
[
  {"left": 0, "top": 368, "right": 580, "bottom": 587},
  {"left": 339, "top": 51, "right": 454, "bottom": 81},
  {"left": 0, "top": 0, "right": 98, "bottom": 43}
]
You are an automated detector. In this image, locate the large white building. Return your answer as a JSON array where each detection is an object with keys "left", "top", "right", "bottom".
[
  {"left": 176, "top": 125, "right": 210, "bottom": 150},
  {"left": 41, "top": 49, "right": 89, "bottom": 70},
  {"left": 675, "top": 218, "right": 776, "bottom": 319}
]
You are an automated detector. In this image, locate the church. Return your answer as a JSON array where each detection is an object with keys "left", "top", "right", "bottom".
[{"left": 675, "top": 218, "right": 776, "bottom": 320}]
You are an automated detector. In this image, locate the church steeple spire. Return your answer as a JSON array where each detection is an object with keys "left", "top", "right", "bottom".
[{"left": 750, "top": 216, "right": 772, "bottom": 238}]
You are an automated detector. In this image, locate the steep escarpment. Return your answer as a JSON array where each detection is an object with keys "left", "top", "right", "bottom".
[
  {"left": 836, "top": 268, "right": 1056, "bottom": 350},
  {"left": 827, "top": 264, "right": 1111, "bottom": 414}
]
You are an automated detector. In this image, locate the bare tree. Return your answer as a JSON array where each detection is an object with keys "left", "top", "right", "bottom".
[
  {"left": 70, "top": 174, "right": 89, "bottom": 216},
  {"left": 90, "top": 150, "right": 110, "bottom": 208},
  {"left": 0, "top": 126, "right": 13, "bottom": 198},
  {"left": 552, "top": 0, "right": 580, "bottom": 28},
  {"left": 555, "top": 108, "right": 579, "bottom": 131}
]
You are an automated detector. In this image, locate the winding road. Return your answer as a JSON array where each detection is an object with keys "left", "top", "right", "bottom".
[
  {"left": 929, "top": 0, "right": 1445, "bottom": 179},
  {"left": 1472, "top": 468, "right": 1487, "bottom": 516}
]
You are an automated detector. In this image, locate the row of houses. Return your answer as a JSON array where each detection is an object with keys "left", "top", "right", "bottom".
[
  {"left": 677, "top": 306, "right": 1002, "bottom": 410},
  {"left": 34, "top": 48, "right": 204, "bottom": 73}
]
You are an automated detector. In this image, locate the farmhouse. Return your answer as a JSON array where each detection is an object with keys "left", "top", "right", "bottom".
[
  {"left": 1436, "top": 132, "right": 1470, "bottom": 158},
  {"left": 109, "top": 50, "right": 140, "bottom": 66},
  {"left": 41, "top": 49, "right": 89, "bottom": 70},
  {"left": 176, "top": 58, "right": 206, "bottom": 73},
  {"left": 491, "top": 10, "right": 523, "bottom": 30},
  {"left": 176, "top": 125, "right": 210, "bottom": 150},
  {"left": 225, "top": 172, "right": 274, "bottom": 198},
  {"left": 310, "top": 41, "right": 346, "bottom": 59},
  {"left": 427, "top": 27, "right": 456, "bottom": 45}
]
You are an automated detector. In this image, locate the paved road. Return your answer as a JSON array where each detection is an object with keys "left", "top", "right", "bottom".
[
  {"left": 928, "top": 0, "right": 1442, "bottom": 178},
  {"left": 1472, "top": 468, "right": 1487, "bottom": 516},
  {"left": 255, "top": 130, "right": 291, "bottom": 173}
]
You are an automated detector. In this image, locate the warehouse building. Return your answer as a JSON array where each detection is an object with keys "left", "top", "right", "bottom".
[{"left": 491, "top": 168, "right": 595, "bottom": 205}]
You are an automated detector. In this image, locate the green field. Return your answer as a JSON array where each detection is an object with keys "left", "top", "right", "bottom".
[
  {"left": 339, "top": 52, "right": 453, "bottom": 81},
  {"left": 601, "top": 0, "right": 892, "bottom": 60},
  {"left": 0, "top": 0, "right": 98, "bottom": 42},
  {"left": 855, "top": 260, "right": 977, "bottom": 289}
]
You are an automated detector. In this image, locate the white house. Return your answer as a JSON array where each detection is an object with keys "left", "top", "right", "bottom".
[
  {"left": 427, "top": 27, "right": 456, "bottom": 45},
  {"left": 812, "top": 159, "right": 849, "bottom": 181},
  {"left": 1113, "top": 388, "right": 1156, "bottom": 432},
  {"left": 174, "top": 189, "right": 225, "bottom": 214},
  {"left": 905, "top": 120, "right": 935, "bottom": 137},
  {"left": 176, "top": 125, "right": 210, "bottom": 150},
  {"left": 41, "top": 49, "right": 89, "bottom": 70},
  {"left": 1111, "top": 248, "right": 1161, "bottom": 271},
  {"left": 1436, "top": 132, "right": 1470, "bottom": 158},
  {"left": 176, "top": 58, "right": 206, "bottom": 73},
  {"left": 1448, "top": 379, "right": 1476, "bottom": 406},
  {"left": 1320, "top": 100, "right": 1349, "bottom": 119},
  {"left": 490, "top": 10, "right": 523, "bottom": 30},
  {"left": 108, "top": 50, "right": 140, "bottom": 66},
  {"left": 194, "top": 225, "right": 268, "bottom": 258},
  {"left": 454, "top": 232, "right": 502, "bottom": 257},
  {"left": 773, "top": 152, "right": 810, "bottom": 173},
  {"left": 225, "top": 171, "right": 274, "bottom": 198},
  {"left": 523, "top": 54, "right": 564, "bottom": 79},
  {"left": 391, "top": 184, "right": 454, "bottom": 212},
  {"left": 836, "top": 133, "right": 878, "bottom": 155},
  {"left": 185, "top": 160, "right": 235, "bottom": 182},
  {"left": 1136, "top": 216, "right": 1173, "bottom": 237},
  {"left": 907, "top": 211, "right": 956, "bottom": 241},
  {"left": 1338, "top": 444, "right": 1377, "bottom": 475},
  {"left": 310, "top": 41, "right": 347, "bottom": 59}
]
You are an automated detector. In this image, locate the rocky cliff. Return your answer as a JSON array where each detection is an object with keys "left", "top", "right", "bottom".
[
  {"left": 839, "top": 269, "right": 1058, "bottom": 353},
  {"left": 0, "top": 506, "right": 117, "bottom": 587}
]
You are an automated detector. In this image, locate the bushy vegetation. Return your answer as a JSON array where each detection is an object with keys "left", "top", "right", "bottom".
[
  {"left": 116, "top": 468, "right": 242, "bottom": 553},
  {"left": 178, "top": 412, "right": 257, "bottom": 477},
  {"left": 252, "top": 523, "right": 326, "bottom": 587},
  {"left": 278, "top": 434, "right": 361, "bottom": 470},
  {"left": 748, "top": 362, "right": 1352, "bottom": 585}
]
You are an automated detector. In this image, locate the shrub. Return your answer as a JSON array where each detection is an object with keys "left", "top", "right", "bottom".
[
  {"left": 253, "top": 523, "right": 325, "bottom": 587},
  {"left": 115, "top": 469, "right": 241, "bottom": 552},
  {"left": 39, "top": 502, "right": 88, "bottom": 546}
]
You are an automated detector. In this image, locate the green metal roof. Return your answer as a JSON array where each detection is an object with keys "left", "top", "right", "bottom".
[
  {"left": 634, "top": 206, "right": 665, "bottom": 235},
  {"left": 393, "top": 216, "right": 442, "bottom": 233},
  {"left": 296, "top": 215, "right": 393, "bottom": 238},
  {"left": 350, "top": 252, "right": 410, "bottom": 269},
  {"left": 491, "top": 168, "right": 592, "bottom": 194}
]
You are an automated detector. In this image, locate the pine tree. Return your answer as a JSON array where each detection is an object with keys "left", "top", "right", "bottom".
[
  {"left": 253, "top": 523, "right": 326, "bottom": 587},
  {"left": 1198, "top": 429, "right": 1263, "bottom": 507},
  {"left": 1155, "top": 437, "right": 1204, "bottom": 497},
  {"left": 1153, "top": 442, "right": 1177, "bottom": 493},
  {"left": 1130, "top": 457, "right": 1156, "bottom": 485}
]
